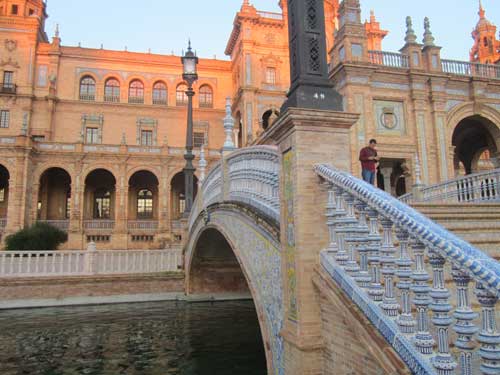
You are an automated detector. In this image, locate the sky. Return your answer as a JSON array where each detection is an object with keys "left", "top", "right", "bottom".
[{"left": 44, "top": 0, "right": 499, "bottom": 62}]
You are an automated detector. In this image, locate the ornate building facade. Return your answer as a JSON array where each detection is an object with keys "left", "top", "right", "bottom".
[{"left": 0, "top": 0, "right": 499, "bottom": 249}]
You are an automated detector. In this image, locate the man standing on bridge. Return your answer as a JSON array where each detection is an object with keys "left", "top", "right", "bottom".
[{"left": 359, "top": 139, "right": 380, "bottom": 185}]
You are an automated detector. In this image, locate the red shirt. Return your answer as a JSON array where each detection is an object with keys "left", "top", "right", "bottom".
[{"left": 359, "top": 147, "right": 378, "bottom": 172}]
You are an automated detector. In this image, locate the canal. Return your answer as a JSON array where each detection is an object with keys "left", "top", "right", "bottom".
[{"left": 0, "top": 300, "right": 267, "bottom": 375}]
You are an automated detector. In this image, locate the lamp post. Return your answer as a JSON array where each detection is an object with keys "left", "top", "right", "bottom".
[{"left": 181, "top": 40, "right": 199, "bottom": 217}]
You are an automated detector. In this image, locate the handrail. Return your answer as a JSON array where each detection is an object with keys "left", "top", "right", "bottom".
[
  {"left": 368, "top": 50, "right": 409, "bottom": 68},
  {"left": 0, "top": 248, "right": 183, "bottom": 277},
  {"left": 315, "top": 164, "right": 500, "bottom": 374},
  {"left": 442, "top": 59, "right": 500, "bottom": 79},
  {"left": 400, "top": 168, "right": 500, "bottom": 203},
  {"left": 188, "top": 146, "right": 280, "bottom": 231}
]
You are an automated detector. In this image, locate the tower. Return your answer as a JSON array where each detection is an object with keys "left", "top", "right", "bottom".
[
  {"left": 470, "top": 0, "right": 500, "bottom": 64},
  {"left": 364, "top": 10, "right": 388, "bottom": 51}
]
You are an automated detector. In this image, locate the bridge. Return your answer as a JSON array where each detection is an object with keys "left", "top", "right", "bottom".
[{"left": 184, "top": 108, "right": 500, "bottom": 375}]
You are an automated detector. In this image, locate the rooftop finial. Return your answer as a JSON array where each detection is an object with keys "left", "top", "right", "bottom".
[
  {"left": 55, "top": 23, "right": 59, "bottom": 38},
  {"left": 422, "top": 17, "right": 435, "bottom": 47},
  {"left": 405, "top": 16, "right": 417, "bottom": 44},
  {"left": 370, "top": 10, "right": 375, "bottom": 23},
  {"left": 187, "top": 39, "right": 192, "bottom": 52},
  {"left": 479, "top": 0, "right": 486, "bottom": 18}
]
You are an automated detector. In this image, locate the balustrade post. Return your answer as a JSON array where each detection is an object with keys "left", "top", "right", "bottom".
[
  {"left": 410, "top": 240, "right": 435, "bottom": 354},
  {"left": 353, "top": 200, "right": 370, "bottom": 287},
  {"left": 475, "top": 282, "right": 500, "bottom": 375},
  {"left": 84, "top": 242, "right": 97, "bottom": 274},
  {"left": 379, "top": 218, "right": 399, "bottom": 317},
  {"left": 366, "top": 209, "right": 383, "bottom": 301},
  {"left": 343, "top": 193, "right": 361, "bottom": 276},
  {"left": 395, "top": 228, "right": 416, "bottom": 333},
  {"left": 452, "top": 266, "right": 478, "bottom": 375},
  {"left": 429, "top": 250, "right": 456, "bottom": 374},
  {"left": 333, "top": 188, "right": 348, "bottom": 265},
  {"left": 324, "top": 183, "right": 338, "bottom": 254}
]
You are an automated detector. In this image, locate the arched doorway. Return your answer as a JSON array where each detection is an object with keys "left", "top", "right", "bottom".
[
  {"left": 187, "top": 227, "right": 268, "bottom": 373},
  {"left": 170, "top": 171, "right": 198, "bottom": 220},
  {"left": 0, "top": 164, "right": 9, "bottom": 229},
  {"left": 37, "top": 168, "right": 71, "bottom": 229},
  {"left": 128, "top": 170, "right": 159, "bottom": 221},
  {"left": 452, "top": 115, "right": 500, "bottom": 175},
  {"left": 84, "top": 169, "right": 116, "bottom": 223}
]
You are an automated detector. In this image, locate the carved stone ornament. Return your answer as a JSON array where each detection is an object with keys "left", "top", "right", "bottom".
[
  {"left": 380, "top": 107, "right": 398, "bottom": 129},
  {"left": 0, "top": 57, "right": 20, "bottom": 68},
  {"left": 4, "top": 39, "right": 17, "bottom": 52}
]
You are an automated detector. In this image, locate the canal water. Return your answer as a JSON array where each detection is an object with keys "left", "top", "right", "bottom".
[{"left": 0, "top": 300, "right": 267, "bottom": 375}]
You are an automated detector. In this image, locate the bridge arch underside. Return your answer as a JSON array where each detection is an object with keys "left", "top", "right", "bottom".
[
  {"left": 186, "top": 204, "right": 283, "bottom": 375},
  {"left": 452, "top": 115, "right": 500, "bottom": 174}
]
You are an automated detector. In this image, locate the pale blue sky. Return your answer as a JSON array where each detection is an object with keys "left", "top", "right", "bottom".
[{"left": 45, "top": 0, "right": 498, "bottom": 61}]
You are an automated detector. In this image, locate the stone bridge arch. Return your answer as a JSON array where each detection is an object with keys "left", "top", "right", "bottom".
[{"left": 185, "top": 203, "right": 283, "bottom": 375}]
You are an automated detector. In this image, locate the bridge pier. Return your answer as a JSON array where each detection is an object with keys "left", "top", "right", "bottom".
[{"left": 259, "top": 108, "right": 358, "bottom": 374}]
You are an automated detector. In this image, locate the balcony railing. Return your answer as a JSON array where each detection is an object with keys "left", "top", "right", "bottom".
[
  {"left": 104, "top": 95, "right": 120, "bottom": 103},
  {"left": 38, "top": 220, "right": 69, "bottom": 231},
  {"left": 257, "top": 11, "right": 283, "bottom": 20},
  {"left": 152, "top": 98, "right": 167, "bottom": 105},
  {"left": 83, "top": 220, "right": 115, "bottom": 230},
  {"left": 400, "top": 168, "right": 500, "bottom": 203},
  {"left": 442, "top": 59, "right": 500, "bottom": 79},
  {"left": 0, "top": 83, "right": 16, "bottom": 94},
  {"left": 79, "top": 93, "right": 95, "bottom": 101},
  {"left": 128, "top": 96, "right": 144, "bottom": 104},
  {"left": 127, "top": 220, "right": 159, "bottom": 231},
  {"left": 368, "top": 50, "right": 409, "bottom": 68}
]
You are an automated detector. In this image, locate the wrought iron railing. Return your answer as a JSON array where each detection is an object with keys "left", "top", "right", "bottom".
[
  {"left": 315, "top": 164, "right": 500, "bottom": 375},
  {"left": 104, "top": 95, "right": 120, "bottom": 103},
  {"left": 400, "top": 168, "right": 500, "bottom": 203},
  {"left": 368, "top": 50, "right": 409, "bottom": 68},
  {"left": 188, "top": 146, "right": 280, "bottom": 230},
  {"left": 0, "top": 83, "right": 16, "bottom": 94},
  {"left": 79, "top": 93, "right": 95, "bottom": 101},
  {"left": 128, "top": 96, "right": 144, "bottom": 104}
]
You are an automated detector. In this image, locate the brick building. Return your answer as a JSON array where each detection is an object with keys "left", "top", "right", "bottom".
[{"left": 0, "top": 0, "right": 499, "bottom": 249}]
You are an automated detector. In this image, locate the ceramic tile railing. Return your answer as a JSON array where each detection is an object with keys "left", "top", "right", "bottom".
[
  {"left": 37, "top": 220, "right": 70, "bottom": 231},
  {"left": 189, "top": 146, "right": 280, "bottom": 230},
  {"left": 400, "top": 168, "right": 500, "bottom": 203},
  {"left": 315, "top": 163, "right": 500, "bottom": 375},
  {"left": 0, "top": 247, "right": 182, "bottom": 277},
  {"left": 127, "top": 220, "right": 159, "bottom": 231}
]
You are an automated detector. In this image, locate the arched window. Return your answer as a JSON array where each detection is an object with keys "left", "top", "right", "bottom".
[
  {"left": 176, "top": 83, "right": 188, "bottom": 106},
  {"left": 484, "top": 37, "right": 489, "bottom": 47},
  {"left": 104, "top": 78, "right": 120, "bottom": 102},
  {"left": 129, "top": 80, "right": 144, "bottom": 104},
  {"left": 152, "top": 81, "right": 167, "bottom": 105},
  {"left": 80, "top": 76, "right": 96, "bottom": 101},
  {"left": 137, "top": 189, "right": 153, "bottom": 219},
  {"left": 199, "top": 85, "right": 213, "bottom": 108},
  {"left": 93, "top": 189, "right": 111, "bottom": 219}
]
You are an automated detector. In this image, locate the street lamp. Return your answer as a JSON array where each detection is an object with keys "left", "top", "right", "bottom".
[{"left": 181, "top": 40, "right": 199, "bottom": 217}]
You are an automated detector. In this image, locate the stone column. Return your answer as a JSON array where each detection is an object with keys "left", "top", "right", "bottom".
[
  {"left": 380, "top": 166, "right": 393, "bottom": 195},
  {"left": 259, "top": 108, "right": 357, "bottom": 375}
]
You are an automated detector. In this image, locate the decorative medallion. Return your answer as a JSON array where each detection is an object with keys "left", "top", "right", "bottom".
[
  {"left": 4, "top": 39, "right": 17, "bottom": 52},
  {"left": 380, "top": 107, "right": 398, "bottom": 129}
]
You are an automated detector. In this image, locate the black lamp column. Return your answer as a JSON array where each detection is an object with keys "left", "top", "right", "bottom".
[{"left": 181, "top": 41, "right": 199, "bottom": 217}]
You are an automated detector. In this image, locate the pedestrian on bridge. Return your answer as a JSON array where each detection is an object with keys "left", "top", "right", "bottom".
[{"left": 359, "top": 139, "right": 380, "bottom": 185}]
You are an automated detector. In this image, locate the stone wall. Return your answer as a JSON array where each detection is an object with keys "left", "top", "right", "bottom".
[{"left": 0, "top": 273, "right": 184, "bottom": 303}]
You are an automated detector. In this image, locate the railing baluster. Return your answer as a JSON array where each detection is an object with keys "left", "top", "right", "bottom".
[
  {"left": 343, "top": 194, "right": 361, "bottom": 276},
  {"left": 324, "top": 183, "right": 338, "bottom": 254},
  {"left": 429, "top": 250, "right": 456, "bottom": 374},
  {"left": 354, "top": 201, "right": 371, "bottom": 288},
  {"left": 410, "top": 240, "right": 435, "bottom": 354},
  {"left": 452, "top": 266, "right": 478, "bottom": 375},
  {"left": 380, "top": 218, "right": 399, "bottom": 317},
  {"left": 334, "top": 188, "right": 348, "bottom": 266},
  {"left": 367, "top": 209, "right": 383, "bottom": 301},
  {"left": 395, "top": 228, "right": 416, "bottom": 333},
  {"left": 475, "top": 282, "right": 500, "bottom": 375}
]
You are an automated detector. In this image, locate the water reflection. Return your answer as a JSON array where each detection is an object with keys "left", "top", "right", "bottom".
[{"left": 0, "top": 301, "right": 266, "bottom": 375}]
